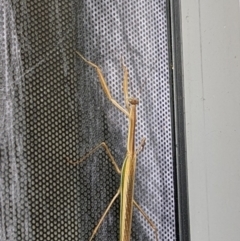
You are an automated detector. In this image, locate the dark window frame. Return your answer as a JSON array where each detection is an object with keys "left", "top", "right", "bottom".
[{"left": 167, "top": 1, "right": 191, "bottom": 241}]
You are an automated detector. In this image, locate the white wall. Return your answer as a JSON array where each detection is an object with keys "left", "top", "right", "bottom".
[{"left": 181, "top": 1, "right": 240, "bottom": 240}]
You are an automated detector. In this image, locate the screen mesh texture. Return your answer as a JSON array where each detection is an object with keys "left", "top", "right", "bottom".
[{"left": 0, "top": 0, "right": 176, "bottom": 240}]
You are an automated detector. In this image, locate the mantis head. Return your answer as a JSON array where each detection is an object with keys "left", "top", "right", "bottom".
[{"left": 128, "top": 98, "right": 139, "bottom": 105}]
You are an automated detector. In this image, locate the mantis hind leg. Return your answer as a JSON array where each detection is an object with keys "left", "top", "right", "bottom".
[
  {"left": 89, "top": 189, "right": 120, "bottom": 241},
  {"left": 133, "top": 200, "right": 159, "bottom": 241},
  {"left": 66, "top": 142, "right": 121, "bottom": 174}
]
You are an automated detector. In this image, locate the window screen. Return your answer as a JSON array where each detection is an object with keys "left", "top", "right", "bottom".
[{"left": 0, "top": 0, "right": 176, "bottom": 240}]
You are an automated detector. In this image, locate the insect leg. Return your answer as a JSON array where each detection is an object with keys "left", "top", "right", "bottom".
[
  {"left": 121, "top": 57, "right": 130, "bottom": 112},
  {"left": 66, "top": 142, "right": 121, "bottom": 174},
  {"left": 133, "top": 200, "right": 159, "bottom": 241},
  {"left": 76, "top": 51, "right": 129, "bottom": 117},
  {"left": 89, "top": 189, "right": 120, "bottom": 241},
  {"left": 136, "top": 137, "right": 146, "bottom": 155}
]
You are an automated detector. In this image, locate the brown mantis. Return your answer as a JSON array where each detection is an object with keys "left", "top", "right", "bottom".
[{"left": 67, "top": 51, "right": 159, "bottom": 241}]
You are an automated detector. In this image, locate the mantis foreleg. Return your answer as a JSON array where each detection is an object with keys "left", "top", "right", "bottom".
[
  {"left": 121, "top": 57, "right": 130, "bottom": 112},
  {"left": 73, "top": 52, "right": 159, "bottom": 241},
  {"left": 76, "top": 51, "right": 129, "bottom": 117}
]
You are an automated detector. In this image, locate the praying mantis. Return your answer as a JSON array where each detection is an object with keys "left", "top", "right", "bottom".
[{"left": 67, "top": 51, "right": 159, "bottom": 241}]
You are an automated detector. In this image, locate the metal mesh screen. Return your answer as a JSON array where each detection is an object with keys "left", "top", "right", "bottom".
[{"left": 0, "top": 0, "right": 176, "bottom": 240}]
